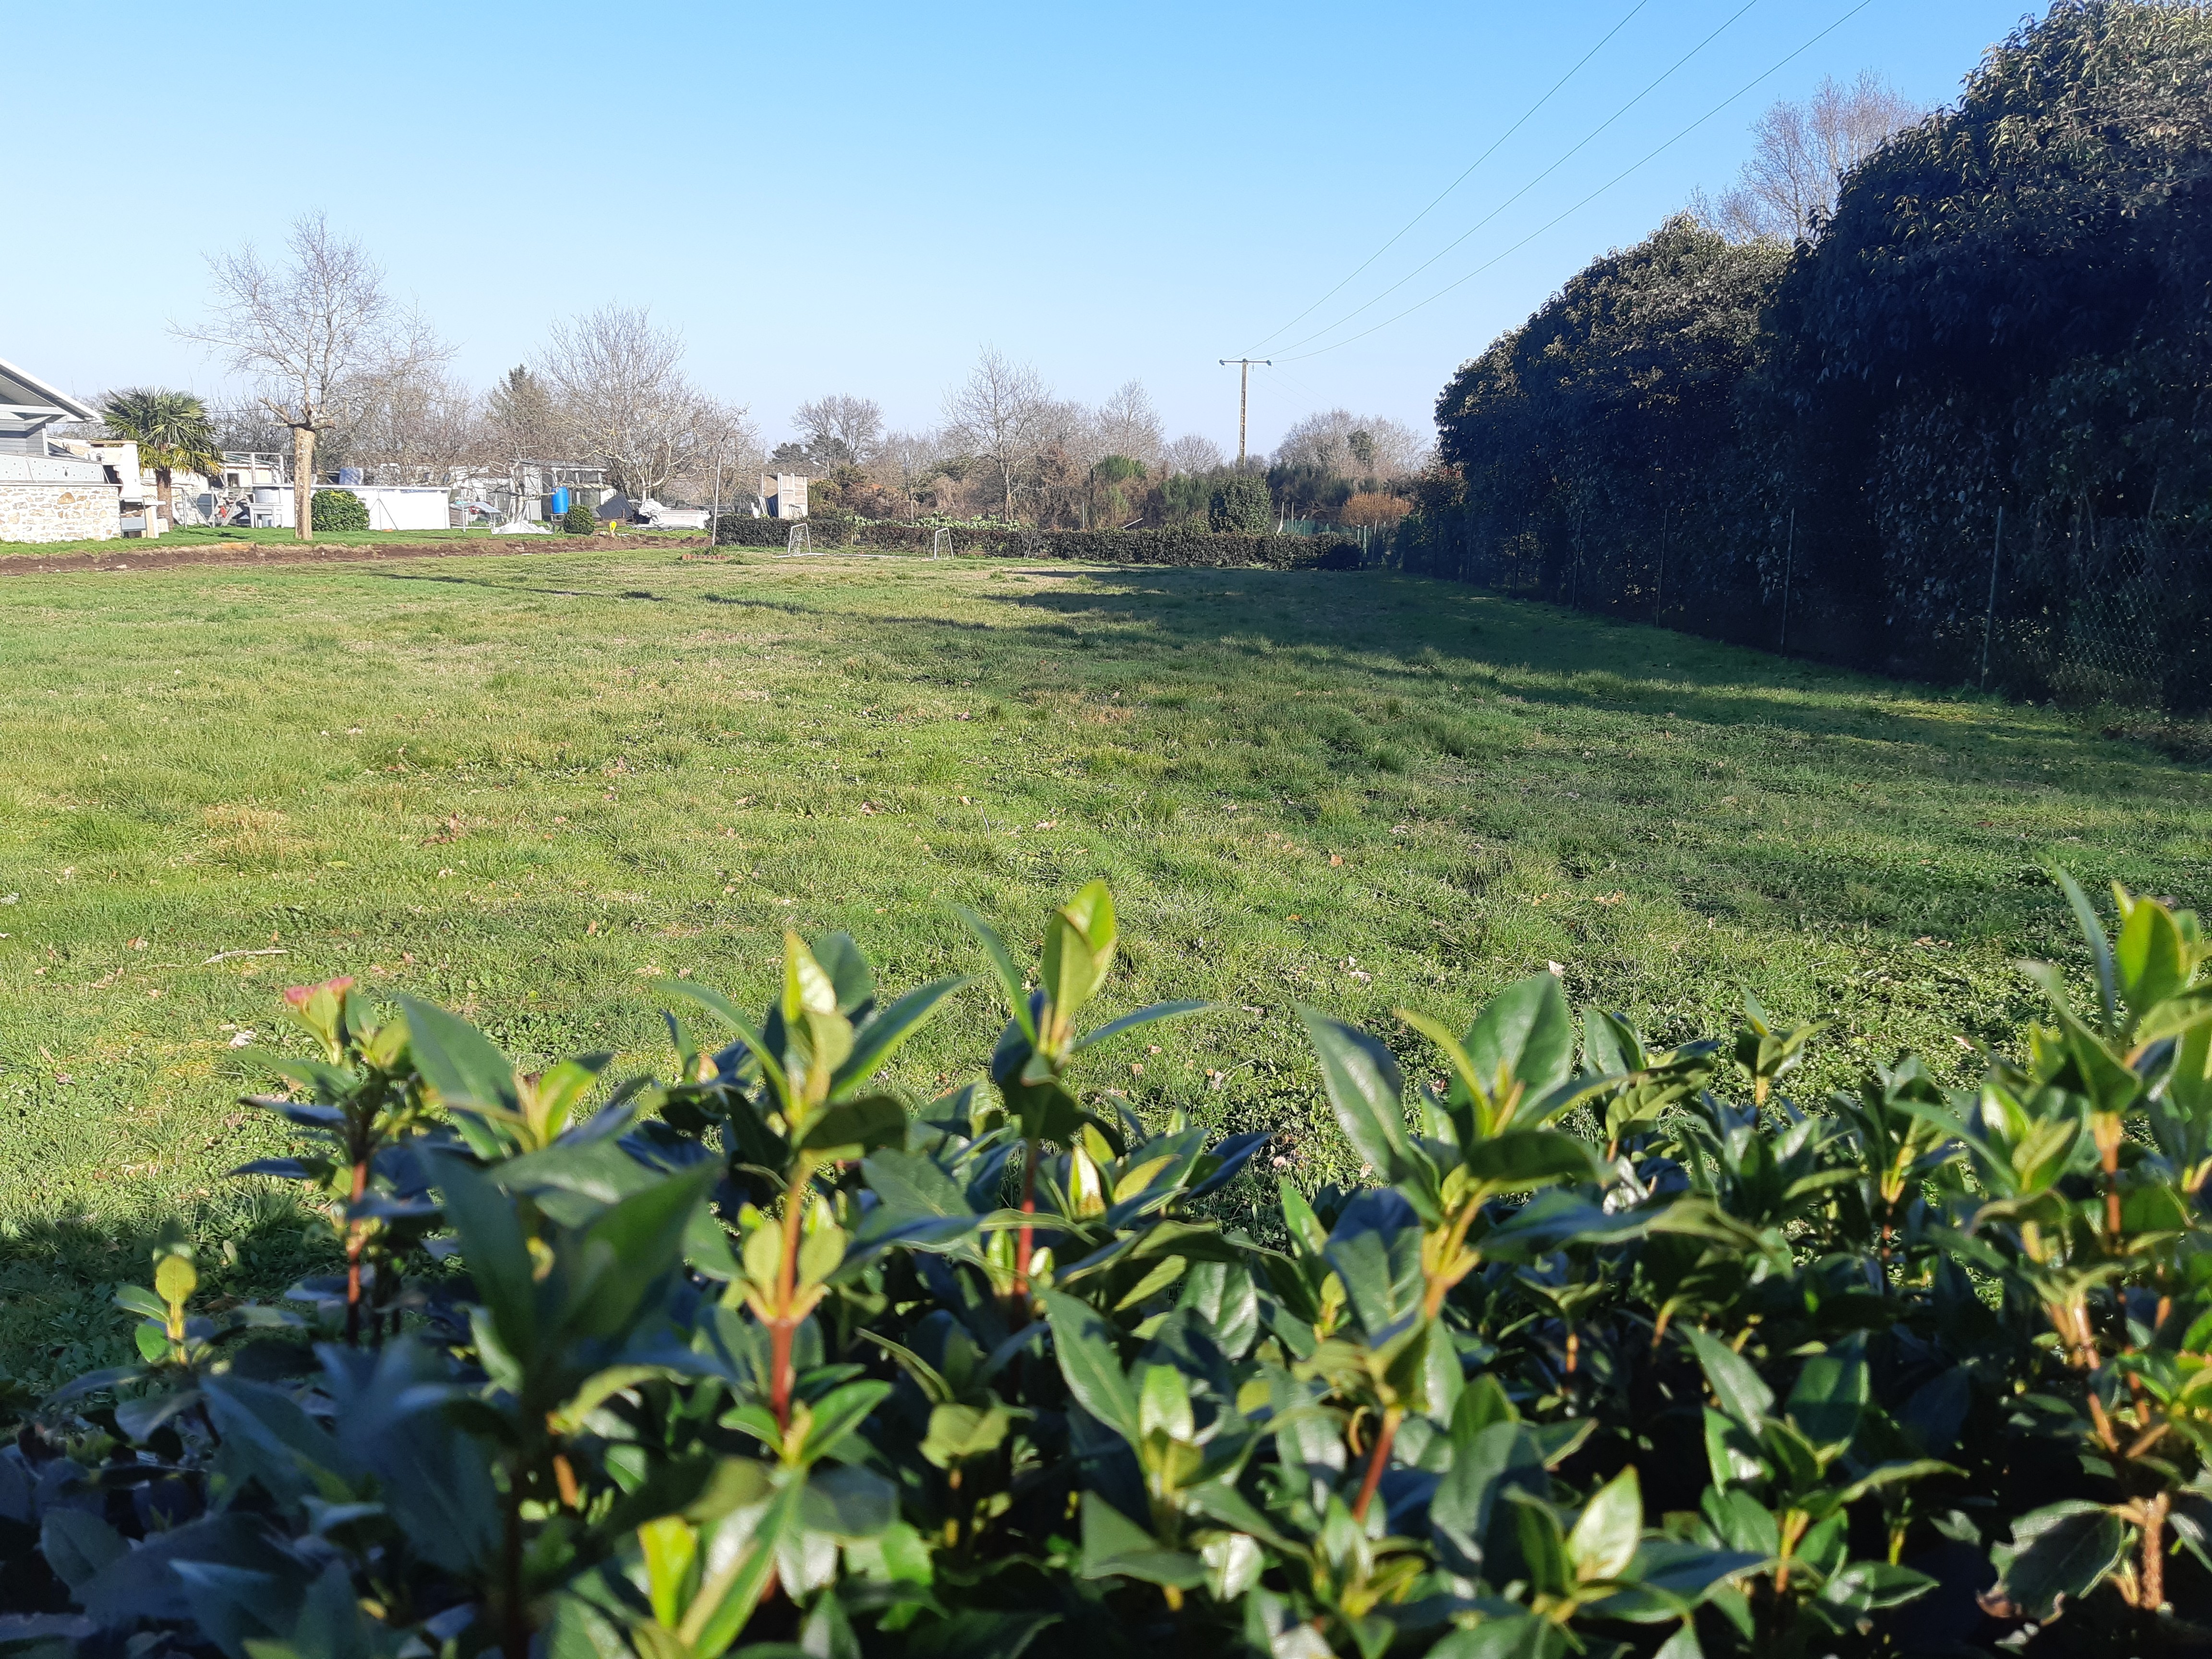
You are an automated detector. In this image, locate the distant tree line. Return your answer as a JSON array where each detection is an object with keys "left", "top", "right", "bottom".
[
  {"left": 1401, "top": 0, "right": 2212, "bottom": 704},
  {"left": 129, "top": 219, "right": 1433, "bottom": 540},
  {"left": 770, "top": 356, "right": 1429, "bottom": 534}
]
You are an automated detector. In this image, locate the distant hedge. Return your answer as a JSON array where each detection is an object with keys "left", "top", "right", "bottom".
[{"left": 712, "top": 515, "right": 1362, "bottom": 570}]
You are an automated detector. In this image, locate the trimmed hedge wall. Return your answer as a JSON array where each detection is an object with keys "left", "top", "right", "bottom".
[{"left": 711, "top": 515, "right": 1363, "bottom": 570}]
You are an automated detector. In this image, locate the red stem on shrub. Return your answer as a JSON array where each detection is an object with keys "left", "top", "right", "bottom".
[
  {"left": 1351, "top": 1407, "right": 1402, "bottom": 1524},
  {"left": 343, "top": 1152, "right": 369, "bottom": 1346},
  {"left": 1014, "top": 1143, "right": 1038, "bottom": 1309},
  {"left": 2141, "top": 1490, "right": 2168, "bottom": 1611}
]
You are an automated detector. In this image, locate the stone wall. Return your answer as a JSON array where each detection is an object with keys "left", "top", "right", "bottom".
[{"left": 0, "top": 481, "right": 122, "bottom": 543}]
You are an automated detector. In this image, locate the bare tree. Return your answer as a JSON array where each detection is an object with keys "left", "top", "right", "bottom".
[
  {"left": 793, "top": 394, "right": 885, "bottom": 469},
  {"left": 1093, "top": 380, "right": 1164, "bottom": 467},
  {"left": 536, "top": 304, "right": 735, "bottom": 509},
  {"left": 180, "top": 213, "right": 401, "bottom": 540},
  {"left": 942, "top": 347, "right": 1052, "bottom": 522},
  {"left": 1160, "top": 433, "right": 1226, "bottom": 475},
  {"left": 1272, "top": 409, "right": 1428, "bottom": 479},
  {"left": 1034, "top": 398, "right": 1108, "bottom": 526},
  {"left": 1712, "top": 71, "right": 1923, "bottom": 243},
  {"left": 871, "top": 429, "right": 948, "bottom": 518},
  {"left": 342, "top": 308, "right": 481, "bottom": 481}
]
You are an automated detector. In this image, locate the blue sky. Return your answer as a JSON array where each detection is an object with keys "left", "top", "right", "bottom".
[{"left": 9, "top": 0, "right": 2030, "bottom": 456}]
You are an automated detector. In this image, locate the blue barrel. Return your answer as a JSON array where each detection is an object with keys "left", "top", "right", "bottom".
[
  {"left": 550, "top": 487, "right": 570, "bottom": 517},
  {"left": 337, "top": 466, "right": 363, "bottom": 485}
]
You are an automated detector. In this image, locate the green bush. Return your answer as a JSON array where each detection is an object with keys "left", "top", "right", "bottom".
[
  {"left": 1209, "top": 472, "right": 1274, "bottom": 533},
  {"left": 563, "top": 502, "right": 599, "bottom": 534},
  {"left": 10, "top": 876, "right": 2211, "bottom": 1655},
  {"left": 310, "top": 487, "right": 370, "bottom": 531}
]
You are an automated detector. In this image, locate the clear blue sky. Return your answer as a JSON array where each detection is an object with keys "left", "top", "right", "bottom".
[{"left": 8, "top": 0, "right": 2029, "bottom": 456}]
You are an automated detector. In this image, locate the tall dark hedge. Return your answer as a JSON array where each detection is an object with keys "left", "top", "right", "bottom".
[{"left": 1412, "top": 0, "right": 2212, "bottom": 693}]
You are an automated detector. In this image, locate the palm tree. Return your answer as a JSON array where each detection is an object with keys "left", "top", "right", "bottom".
[{"left": 99, "top": 388, "right": 224, "bottom": 531}]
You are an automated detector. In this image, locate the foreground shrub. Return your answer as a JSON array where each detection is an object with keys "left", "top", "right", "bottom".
[
  {"left": 6, "top": 877, "right": 2209, "bottom": 1656},
  {"left": 310, "top": 487, "right": 371, "bottom": 531},
  {"left": 563, "top": 502, "right": 598, "bottom": 534}
]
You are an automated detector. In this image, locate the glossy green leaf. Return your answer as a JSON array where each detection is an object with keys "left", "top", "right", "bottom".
[
  {"left": 396, "top": 995, "right": 519, "bottom": 1117},
  {"left": 1684, "top": 1328, "right": 1774, "bottom": 1429},
  {"left": 1039, "top": 1289, "right": 1141, "bottom": 1445},
  {"left": 2055, "top": 871, "right": 2119, "bottom": 1034},
  {"left": 1994, "top": 1502, "right": 2126, "bottom": 1621},
  {"left": 832, "top": 976, "right": 970, "bottom": 1099},
  {"left": 1077, "top": 1491, "right": 1204, "bottom": 1588},
  {"left": 1462, "top": 1127, "right": 1603, "bottom": 1189},
  {"left": 1784, "top": 1338, "right": 1867, "bottom": 1455},
  {"left": 953, "top": 905, "right": 1037, "bottom": 1044},
  {"left": 1073, "top": 1000, "right": 1211, "bottom": 1053},
  {"left": 1297, "top": 1005, "right": 1418, "bottom": 1182},
  {"left": 660, "top": 981, "right": 791, "bottom": 1103},
  {"left": 1565, "top": 1464, "right": 1643, "bottom": 1582},
  {"left": 797, "top": 1093, "right": 909, "bottom": 1155},
  {"left": 1466, "top": 971, "right": 1576, "bottom": 1101}
]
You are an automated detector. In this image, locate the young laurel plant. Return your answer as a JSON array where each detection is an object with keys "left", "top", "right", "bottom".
[
  {"left": 233, "top": 976, "right": 440, "bottom": 1344},
  {"left": 958, "top": 880, "right": 1208, "bottom": 1308},
  {"left": 1296, "top": 971, "right": 1619, "bottom": 1519},
  {"left": 57, "top": 1227, "right": 293, "bottom": 1443},
  {"left": 661, "top": 930, "right": 968, "bottom": 1441},
  {"left": 1955, "top": 878, "right": 2212, "bottom": 1622}
]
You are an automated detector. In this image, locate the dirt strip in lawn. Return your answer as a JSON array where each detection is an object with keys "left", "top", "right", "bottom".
[{"left": 0, "top": 534, "right": 708, "bottom": 577}]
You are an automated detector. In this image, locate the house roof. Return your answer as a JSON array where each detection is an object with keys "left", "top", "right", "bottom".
[{"left": 0, "top": 357, "right": 97, "bottom": 421}]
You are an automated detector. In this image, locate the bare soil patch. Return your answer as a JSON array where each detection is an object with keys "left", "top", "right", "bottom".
[{"left": 0, "top": 534, "right": 707, "bottom": 577}]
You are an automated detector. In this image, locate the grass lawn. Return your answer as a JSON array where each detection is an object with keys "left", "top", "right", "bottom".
[{"left": 0, "top": 548, "right": 2205, "bottom": 1388}]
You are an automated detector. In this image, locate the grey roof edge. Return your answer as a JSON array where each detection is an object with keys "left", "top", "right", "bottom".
[{"left": 0, "top": 357, "right": 98, "bottom": 421}]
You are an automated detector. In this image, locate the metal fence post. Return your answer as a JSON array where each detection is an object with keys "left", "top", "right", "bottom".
[
  {"left": 1979, "top": 504, "right": 2005, "bottom": 689},
  {"left": 1778, "top": 508, "right": 1795, "bottom": 652}
]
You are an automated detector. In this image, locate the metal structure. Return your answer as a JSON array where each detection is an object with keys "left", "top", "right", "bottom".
[
  {"left": 930, "top": 528, "right": 952, "bottom": 560},
  {"left": 782, "top": 521, "right": 815, "bottom": 557}
]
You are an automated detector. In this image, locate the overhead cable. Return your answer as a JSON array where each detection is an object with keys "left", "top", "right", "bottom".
[
  {"left": 1240, "top": 0, "right": 1653, "bottom": 357},
  {"left": 1277, "top": 0, "right": 1881, "bottom": 363},
  {"left": 1266, "top": 0, "right": 1767, "bottom": 359}
]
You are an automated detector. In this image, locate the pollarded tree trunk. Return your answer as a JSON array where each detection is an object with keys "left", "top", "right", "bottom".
[{"left": 292, "top": 424, "right": 316, "bottom": 541}]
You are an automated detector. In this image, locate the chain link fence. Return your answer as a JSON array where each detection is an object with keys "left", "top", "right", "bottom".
[{"left": 1397, "top": 500, "right": 2210, "bottom": 716}]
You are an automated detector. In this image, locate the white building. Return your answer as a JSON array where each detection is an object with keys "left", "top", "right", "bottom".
[
  {"left": 759, "top": 471, "right": 809, "bottom": 518},
  {"left": 0, "top": 357, "right": 119, "bottom": 543},
  {"left": 247, "top": 485, "right": 453, "bottom": 532}
]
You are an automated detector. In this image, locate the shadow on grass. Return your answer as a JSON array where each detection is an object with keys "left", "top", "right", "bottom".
[
  {"left": 983, "top": 569, "right": 2187, "bottom": 779},
  {"left": 0, "top": 1192, "right": 334, "bottom": 1398}
]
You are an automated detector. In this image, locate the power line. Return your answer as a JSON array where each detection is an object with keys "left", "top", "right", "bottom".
[
  {"left": 1241, "top": 0, "right": 1652, "bottom": 357},
  {"left": 1277, "top": 0, "right": 1880, "bottom": 364},
  {"left": 1265, "top": 0, "right": 1766, "bottom": 360}
]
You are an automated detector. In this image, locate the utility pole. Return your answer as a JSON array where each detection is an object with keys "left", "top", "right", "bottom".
[{"left": 1217, "top": 358, "right": 1270, "bottom": 466}]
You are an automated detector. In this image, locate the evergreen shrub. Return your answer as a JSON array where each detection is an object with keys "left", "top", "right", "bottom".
[
  {"left": 8, "top": 877, "right": 2209, "bottom": 1656},
  {"left": 310, "top": 488, "right": 371, "bottom": 532}
]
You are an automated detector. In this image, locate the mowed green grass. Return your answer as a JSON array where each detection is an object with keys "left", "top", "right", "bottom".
[{"left": 0, "top": 548, "right": 2205, "bottom": 1387}]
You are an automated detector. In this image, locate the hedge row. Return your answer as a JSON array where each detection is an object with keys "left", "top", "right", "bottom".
[
  {"left": 711, "top": 515, "right": 1364, "bottom": 570},
  {"left": 12, "top": 876, "right": 2209, "bottom": 1656}
]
